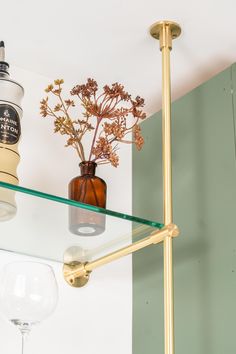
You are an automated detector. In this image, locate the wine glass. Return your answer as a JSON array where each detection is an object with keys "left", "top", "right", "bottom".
[{"left": 0, "top": 261, "right": 58, "bottom": 354}]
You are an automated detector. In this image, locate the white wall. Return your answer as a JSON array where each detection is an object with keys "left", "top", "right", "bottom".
[{"left": 0, "top": 67, "right": 132, "bottom": 354}]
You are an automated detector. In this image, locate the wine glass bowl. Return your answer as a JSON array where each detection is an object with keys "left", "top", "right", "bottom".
[{"left": 0, "top": 261, "right": 58, "bottom": 353}]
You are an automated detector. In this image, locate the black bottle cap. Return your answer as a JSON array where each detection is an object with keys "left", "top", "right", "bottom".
[{"left": 0, "top": 41, "right": 9, "bottom": 75}]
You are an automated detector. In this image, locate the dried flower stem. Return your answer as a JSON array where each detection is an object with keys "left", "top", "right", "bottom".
[
  {"left": 56, "top": 86, "right": 86, "bottom": 161},
  {"left": 88, "top": 118, "right": 101, "bottom": 161}
]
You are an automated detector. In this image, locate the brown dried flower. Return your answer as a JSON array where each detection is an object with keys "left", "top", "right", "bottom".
[
  {"left": 40, "top": 78, "right": 145, "bottom": 166},
  {"left": 133, "top": 125, "right": 144, "bottom": 150},
  {"left": 45, "top": 84, "right": 54, "bottom": 93},
  {"left": 54, "top": 79, "right": 64, "bottom": 85}
]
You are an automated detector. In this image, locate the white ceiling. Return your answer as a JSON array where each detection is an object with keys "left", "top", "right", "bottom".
[{"left": 2, "top": 0, "right": 236, "bottom": 116}]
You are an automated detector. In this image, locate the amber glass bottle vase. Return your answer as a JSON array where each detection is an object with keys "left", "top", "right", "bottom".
[{"left": 68, "top": 161, "right": 107, "bottom": 236}]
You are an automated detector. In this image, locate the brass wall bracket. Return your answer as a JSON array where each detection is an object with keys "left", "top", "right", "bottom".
[
  {"left": 64, "top": 261, "right": 91, "bottom": 287},
  {"left": 63, "top": 223, "right": 180, "bottom": 288}
]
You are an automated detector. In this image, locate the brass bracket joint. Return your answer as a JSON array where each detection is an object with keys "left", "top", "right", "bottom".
[
  {"left": 165, "top": 223, "right": 180, "bottom": 237},
  {"left": 63, "top": 261, "right": 90, "bottom": 287},
  {"left": 150, "top": 223, "right": 180, "bottom": 244}
]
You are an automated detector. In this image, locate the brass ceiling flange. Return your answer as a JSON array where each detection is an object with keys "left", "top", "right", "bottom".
[
  {"left": 149, "top": 20, "right": 181, "bottom": 41},
  {"left": 63, "top": 261, "right": 90, "bottom": 288},
  {"left": 150, "top": 20, "right": 181, "bottom": 50}
]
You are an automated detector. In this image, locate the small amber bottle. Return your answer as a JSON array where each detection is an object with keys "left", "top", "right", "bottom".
[{"left": 68, "top": 161, "right": 107, "bottom": 236}]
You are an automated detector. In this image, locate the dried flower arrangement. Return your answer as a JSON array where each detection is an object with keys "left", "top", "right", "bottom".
[{"left": 40, "top": 79, "right": 146, "bottom": 167}]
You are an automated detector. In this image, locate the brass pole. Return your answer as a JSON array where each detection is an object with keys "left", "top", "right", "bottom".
[
  {"left": 63, "top": 223, "right": 179, "bottom": 287},
  {"left": 162, "top": 24, "right": 174, "bottom": 354},
  {"left": 85, "top": 224, "right": 178, "bottom": 272},
  {"left": 150, "top": 20, "right": 181, "bottom": 354}
]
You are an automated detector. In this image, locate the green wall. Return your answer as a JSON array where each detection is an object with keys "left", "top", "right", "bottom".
[{"left": 133, "top": 64, "right": 236, "bottom": 354}]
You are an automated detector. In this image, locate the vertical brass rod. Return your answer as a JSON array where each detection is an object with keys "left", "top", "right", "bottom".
[
  {"left": 160, "top": 24, "right": 174, "bottom": 354},
  {"left": 162, "top": 37, "right": 173, "bottom": 224},
  {"left": 150, "top": 20, "right": 180, "bottom": 354}
]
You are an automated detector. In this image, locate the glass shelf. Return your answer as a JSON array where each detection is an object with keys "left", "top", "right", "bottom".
[{"left": 0, "top": 181, "right": 163, "bottom": 263}]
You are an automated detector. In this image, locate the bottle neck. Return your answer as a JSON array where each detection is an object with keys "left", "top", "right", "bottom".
[{"left": 79, "top": 161, "right": 97, "bottom": 176}]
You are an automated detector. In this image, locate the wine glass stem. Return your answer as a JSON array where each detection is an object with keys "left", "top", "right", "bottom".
[{"left": 21, "top": 332, "right": 28, "bottom": 354}]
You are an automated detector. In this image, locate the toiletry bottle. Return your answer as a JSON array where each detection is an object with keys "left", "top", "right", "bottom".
[{"left": 0, "top": 41, "right": 24, "bottom": 220}]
